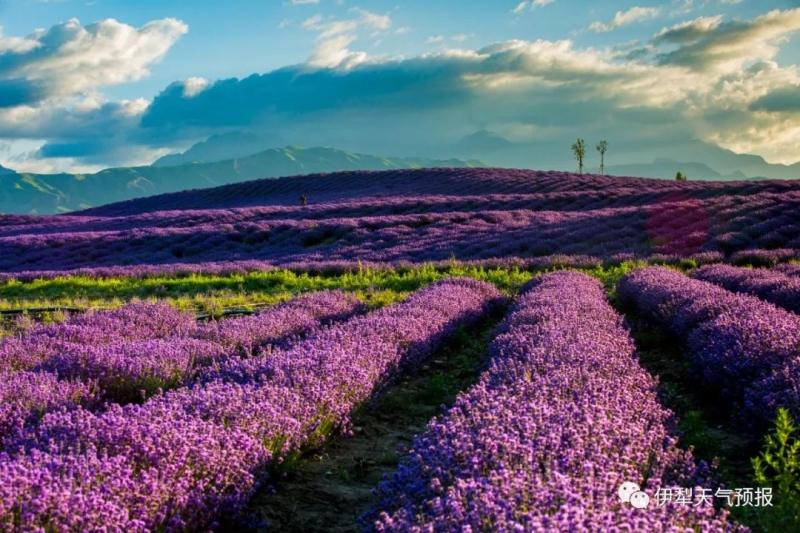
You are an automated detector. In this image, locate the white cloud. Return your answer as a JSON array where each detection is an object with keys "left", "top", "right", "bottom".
[
  {"left": 0, "top": 18, "right": 187, "bottom": 102},
  {"left": 0, "top": 27, "right": 42, "bottom": 54},
  {"left": 182, "top": 77, "right": 209, "bottom": 97},
  {"left": 427, "top": 34, "right": 474, "bottom": 46},
  {"left": 302, "top": 8, "right": 391, "bottom": 68},
  {"left": 0, "top": 17, "right": 187, "bottom": 171},
  {"left": 512, "top": 0, "right": 554, "bottom": 15},
  {"left": 654, "top": 8, "right": 800, "bottom": 72},
  {"left": 290, "top": 0, "right": 320, "bottom": 4},
  {"left": 589, "top": 6, "right": 662, "bottom": 33},
  {"left": 654, "top": 15, "right": 724, "bottom": 43}
]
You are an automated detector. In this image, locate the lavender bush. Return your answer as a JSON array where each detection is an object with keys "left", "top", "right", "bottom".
[
  {"left": 0, "top": 371, "right": 97, "bottom": 447},
  {"left": 0, "top": 291, "right": 362, "bottom": 437},
  {"left": 692, "top": 264, "right": 800, "bottom": 314},
  {"left": 369, "top": 271, "right": 739, "bottom": 531},
  {"left": 0, "top": 278, "right": 501, "bottom": 531},
  {"left": 618, "top": 267, "right": 800, "bottom": 426}
]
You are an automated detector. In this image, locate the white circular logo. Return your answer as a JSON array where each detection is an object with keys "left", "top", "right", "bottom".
[
  {"left": 629, "top": 491, "right": 650, "bottom": 509},
  {"left": 617, "top": 481, "right": 640, "bottom": 503}
]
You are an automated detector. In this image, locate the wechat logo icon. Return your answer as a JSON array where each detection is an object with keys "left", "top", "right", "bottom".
[{"left": 618, "top": 481, "right": 650, "bottom": 509}]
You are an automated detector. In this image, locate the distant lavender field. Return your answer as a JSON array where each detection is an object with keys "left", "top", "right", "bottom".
[{"left": 1, "top": 168, "right": 798, "bottom": 278}]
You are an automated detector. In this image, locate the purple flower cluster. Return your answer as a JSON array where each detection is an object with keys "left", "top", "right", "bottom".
[
  {"left": 37, "top": 338, "right": 225, "bottom": 403},
  {"left": 0, "top": 278, "right": 500, "bottom": 531},
  {"left": 0, "top": 371, "right": 97, "bottom": 447},
  {"left": 774, "top": 263, "right": 800, "bottom": 278},
  {"left": 197, "top": 289, "right": 363, "bottom": 356},
  {"left": 618, "top": 267, "right": 800, "bottom": 425},
  {"left": 0, "top": 169, "right": 798, "bottom": 275},
  {"left": 370, "top": 271, "right": 738, "bottom": 531},
  {"left": 0, "top": 291, "right": 361, "bottom": 437},
  {"left": 0, "top": 302, "right": 197, "bottom": 372},
  {"left": 692, "top": 264, "right": 800, "bottom": 314}
]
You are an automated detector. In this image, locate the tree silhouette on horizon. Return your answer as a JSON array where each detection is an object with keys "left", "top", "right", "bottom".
[
  {"left": 571, "top": 138, "right": 586, "bottom": 174},
  {"left": 596, "top": 140, "right": 608, "bottom": 175}
]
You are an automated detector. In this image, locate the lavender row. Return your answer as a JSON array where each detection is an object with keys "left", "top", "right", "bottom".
[
  {"left": 0, "top": 301, "right": 197, "bottom": 373},
  {"left": 0, "top": 278, "right": 501, "bottom": 531},
  {"left": 0, "top": 183, "right": 798, "bottom": 273},
  {"left": 618, "top": 267, "right": 800, "bottom": 425},
  {"left": 0, "top": 250, "right": 734, "bottom": 283},
  {"left": 0, "top": 291, "right": 362, "bottom": 444},
  {"left": 199, "top": 289, "right": 362, "bottom": 356},
  {"left": 0, "top": 371, "right": 98, "bottom": 445},
  {"left": 370, "top": 271, "right": 737, "bottom": 531},
  {"left": 774, "top": 263, "right": 800, "bottom": 277},
  {"left": 692, "top": 264, "right": 800, "bottom": 314}
]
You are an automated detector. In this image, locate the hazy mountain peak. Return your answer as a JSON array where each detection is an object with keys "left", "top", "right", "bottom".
[
  {"left": 0, "top": 146, "right": 480, "bottom": 214},
  {"left": 456, "top": 130, "right": 514, "bottom": 153},
  {"left": 152, "top": 131, "right": 282, "bottom": 167}
]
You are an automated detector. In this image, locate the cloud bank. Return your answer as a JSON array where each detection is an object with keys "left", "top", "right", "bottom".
[{"left": 0, "top": 7, "right": 799, "bottom": 171}]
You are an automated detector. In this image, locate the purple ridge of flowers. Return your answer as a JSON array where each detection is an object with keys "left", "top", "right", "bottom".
[
  {"left": 36, "top": 338, "right": 225, "bottom": 404},
  {"left": 0, "top": 291, "right": 361, "bottom": 447},
  {"left": 692, "top": 263, "right": 800, "bottom": 314},
  {"left": 0, "top": 301, "right": 198, "bottom": 372},
  {"left": 369, "top": 271, "right": 739, "bottom": 532},
  {"left": 0, "top": 371, "right": 97, "bottom": 448},
  {"left": 618, "top": 266, "right": 800, "bottom": 426},
  {"left": 0, "top": 407, "right": 268, "bottom": 532},
  {"left": 0, "top": 292, "right": 361, "bottom": 406},
  {"left": 0, "top": 278, "right": 500, "bottom": 531},
  {"left": 774, "top": 263, "right": 800, "bottom": 277},
  {"left": 196, "top": 289, "right": 363, "bottom": 356},
  {"left": 0, "top": 168, "right": 798, "bottom": 275}
]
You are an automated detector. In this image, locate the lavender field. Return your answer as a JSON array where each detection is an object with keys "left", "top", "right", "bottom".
[
  {"left": 0, "top": 168, "right": 799, "bottom": 532},
  {"left": 5, "top": 0, "right": 800, "bottom": 528},
  {"left": 0, "top": 169, "right": 799, "bottom": 279}
]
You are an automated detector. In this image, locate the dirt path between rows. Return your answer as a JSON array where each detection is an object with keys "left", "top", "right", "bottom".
[{"left": 233, "top": 314, "right": 503, "bottom": 532}]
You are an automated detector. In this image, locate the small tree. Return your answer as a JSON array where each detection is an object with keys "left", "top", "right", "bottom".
[
  {"left": 299, "top": 194, "right": 308, "bottom": 206},
  {"left": 596, "top": 140, "right": 608, "bottom": 175},
  {"left": 571, "top": 138, "right": 586, "bottom": 174},
  {"left": 675, "top": 171, "right": 687, "bottom": 182}
]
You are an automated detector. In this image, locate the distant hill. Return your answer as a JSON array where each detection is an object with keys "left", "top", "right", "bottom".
[
  {"left": 451, "top": 131, "right": 800, "bottom": 180},
  {"left": 5, "top": 168, "right": 796, "bottom": 277},
  {"left": 152, "top": 132, "right": 284, "bottom": 167},
  {"left": 606, "top": 159, "right": 748, "bottom": 181},
  {"left": 0, "top": 146, "right": 481, "bottom": 214},
  {"left": 456, "top": 130, "right": 514, "bottom": 153}
]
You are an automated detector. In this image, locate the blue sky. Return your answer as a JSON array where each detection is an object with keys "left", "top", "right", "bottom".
[{"left": 0, "top": 0, "right": 798, "bottom": 172}]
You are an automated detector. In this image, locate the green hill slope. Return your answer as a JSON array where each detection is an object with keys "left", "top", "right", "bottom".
[{"left": 0, "top": 147, "right": 481, "bottom": 214}]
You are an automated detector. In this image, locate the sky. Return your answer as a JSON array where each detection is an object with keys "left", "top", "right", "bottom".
[{"left": 0, "top": 0, "right": 798, "bottom": 173}]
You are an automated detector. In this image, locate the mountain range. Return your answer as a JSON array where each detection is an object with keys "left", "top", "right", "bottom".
[
  {"left": 450, "top": 130, "right": 800, "bottom": 181},
  {"left": 0, "top": 145, "right": 480, "bottom": 214},
  {"left": 0, "top": 130, "right": 798, "bottom": 215}
]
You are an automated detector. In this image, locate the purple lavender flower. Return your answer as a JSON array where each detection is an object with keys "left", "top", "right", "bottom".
[
  {"left": 0, "top": 278, "right": 500, "bottom": 531},
  {"left": 369, "top": 271, "right": 740, "bottom": 531},
  {"left": 620, "top": 266, "right": 800, "bottom": 427}
]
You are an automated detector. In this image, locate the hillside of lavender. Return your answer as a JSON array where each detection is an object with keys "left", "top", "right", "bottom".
[
  {"left": 1, "top": 167, "right": 798, "bottom": 278},
  {"left": 1, "top": 166, "right": 800, "bottom": 530}
]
